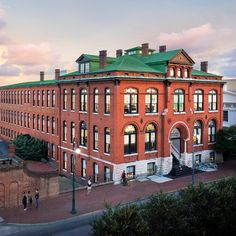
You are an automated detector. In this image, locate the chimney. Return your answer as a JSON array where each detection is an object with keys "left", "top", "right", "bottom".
[
  {"left": 40, "top": 71, "right": 44, "bottom": 82},
  {"left": 55, "top": 69, "right": 60, "bottom": 80},
  {"left": 201, "top": 61, "right": 208, "bottom": 72},
  {"left": 116, "top": 49, "right": 123, "bottom": 57},
  {"left": 141, "top": 43, "right": 149, "bottom": 56},
  {"left": 159, "top": 45, "right": 167, "bottom": 53},
  {"left": 99, "top": 50, "right": 107, "bottom": 69}
]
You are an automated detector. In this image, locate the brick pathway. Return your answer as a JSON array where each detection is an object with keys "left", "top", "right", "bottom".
[{"left": 0, "top": 160, "right": 236, "bottom": 224}]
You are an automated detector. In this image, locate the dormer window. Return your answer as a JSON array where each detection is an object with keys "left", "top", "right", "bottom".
[{"left": 79, "top": 62, "right": 90, "bottom": 74}]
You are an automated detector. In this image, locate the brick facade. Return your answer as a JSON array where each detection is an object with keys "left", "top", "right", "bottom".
[{"left": 0, "top": 44, "right": 224, "bottom": 184}]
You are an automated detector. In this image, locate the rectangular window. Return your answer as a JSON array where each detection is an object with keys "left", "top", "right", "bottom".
[
  {"left": 52, "top": 90, "right": 55, "bottom": 107},
  {"left": 47, "top": 90, "right": 50, "bottom": 107},
  {"left": 223, "top": 110, "right": 228, "bottom": 122},
  {"left": 195, "top": 154, "right": 201, "bottom": 164},
  {"left": 210, "top": 152, "right": 215, "bottom": 162},
  {"left": 52, "top": 117, "right": 55, "bottom": 134},
  {"left": 126, "top": 165, "right": 135, "bottom": 179},
  {"left": 105, "top": 88, "right": 110, "bottom": 114},
  {"left": 104, "top": 167, "right": 111, "bottom": 182},
  {"left": 81, "top": 158, "right": 86, "bottom": 177},
  {"left": 63, "top": 152, "right": 67, "bottom": 170},
  {"left": 51, "top": 144, "right": 55, "bottom": 159},
  {"left": 147, "top": 162, "right": 155, "bottom": 176}
]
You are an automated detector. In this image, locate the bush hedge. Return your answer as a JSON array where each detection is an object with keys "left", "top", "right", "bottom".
[{"left": 91, "top": 177, "right": 236, "bottom": 236}]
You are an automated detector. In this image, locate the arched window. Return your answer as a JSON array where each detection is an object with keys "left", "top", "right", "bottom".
[
  {"left": 174, "top": 89, "right": 185, "bottom": 112},
  {"left": 93, "top": 126, "right": 99, "bottom": 150},
  {"left": 124, "top": 88, "right": 138, "bottom": 114},
  {"left": 104, "top": 127, "right": 110, "bottom": 154},
  {"left": 170, "top": 68, "right": 175, "bottom": 77},
  {"left": 194, "top": 90, "right": 204, "bottom": 111},
  {"left": 63, "top": 89, "right": 67, "bottom": 110},
  {"left": 80, "top": 121, "right": 87, "bottom": 147},
  {"left": 145, "top": 123, "right": 156, "bottom": 151},
  {"left": 177, "top": 68, "right": 182, "bottom": 77},
  {"left": 184, "top": 68, "right": 189, "bottom": 78},
  {"left": 124, "top": 125, "right": 137, "bottom": 154},
  {"left": 105, "top": 88, "right": 110, "bottom": 114},
  {"left": 93, "top": 88, "right": 99, "bottom": 113},
  {"left": 70, "top": 122, "right": 75, "bottom": 143},
  {"left": 194, "top": 121, "right": 202, "bottom": 145},
  {"left": 208, "top": 120, "right": 216, "bottom": 143},
  {"left": 71, "top": 89, "right": 75, "bottom": 111},
  {"left": 80, "top": 89, "right": 87, "bottom": 112},
  {"left": 208, "top": 90, "right": 217, "bottom": 111},
  {"left": 145, "top": 88, "right": 158, "bottom": 113}
]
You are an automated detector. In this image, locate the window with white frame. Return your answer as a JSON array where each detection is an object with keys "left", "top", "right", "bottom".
[
  {"left": 124, "top": 125, "right": 137, "bottom": 154},
  {"left": 208, "top": 120, "right": 216, "bottom": 143},
  {"left": 104, "top": 127, "right": 110, "bottom": 154},
  {"left": 93, "top": 126, "right": 98, "bottom": 150},
  {"left": 80, "top": 121, "right": 87, "bottom": 147},
  {"left": 208, "top": 90, "right": 217, "bottom": 111},
  {"left": 145, "top": 88, "right": 158, "bottom": 113},
  {"left": 80, "top": 89, "right": 87, "bottom": 112},
  {"left": 63, "top": 152, "right": 67, "bottom": 170},
  {"left": 81, "top": 158, "right": 86, "bottom": 177},
  {"left": 174, "top": 89, "right": 185, "bottom": 112},
  {"left": 124, "top": 88, "right": 138, "bottom": 114},
  {"left": 194, "top": 90, "right": 204, "bottom": 111},
  {"left": 194, "top": 120, "right": 202, "bottom": 145},
  {"left": 126, "top": 165, "right": 135, "bottom": 179},
  {"left": 145, "top": 123, "right": 157, "bottom": 151}
]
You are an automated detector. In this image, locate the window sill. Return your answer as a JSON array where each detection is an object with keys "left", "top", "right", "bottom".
[
  {"left": 104, "top": 153, "right": 110, "bottom": 156},
  {"left": 194, "top": 111, "right": 204, "bottom": 113},
  {"left": 62, "top": 141, "right": 67, "bottom": 144},
  {"left": 174, "top": 112, "right": 186, "bottom": 115},
  {"left": 62, "top": 109, "right": 67, "bottom": 112},
  {"left": 209, "top": 110, "right": 218, "bottom": 113},
  {"left": 93, "top": 113, "right": 98, "bottom": 115},
  {"left": 124, "top": 153, "right": 138, "bottom": 157},
  {"left": 124, "top": 114, "right": 139, "bottom": 117},
  {"left": 93, "top": 149, "right": 99, "bottom": 153},
  {"left": 79, "top": 145, "right": 88, "bottom": 150},
  {"left": 79, "top": 111, "right": 87, "bottom": 114},
  {"left": 145, "top": 113, "right": 159, "bottom": 116},
  {"left": 62, "top": 169, "right": 67, "bottom": 172},
  {"left": 104, "top": 113, "right": 110, "bottom": 116},
  {"left": 145, "top": 150, "right": 158, "bottom": 154},
  {"left": 193, "top": 144, "right": 203, "bottom": 147},
  {"left": 71, "top": 110, "right": 75, "bottom": 113},
  {"left": 208, "top": 142, "right": 216, "bottom": 145}
]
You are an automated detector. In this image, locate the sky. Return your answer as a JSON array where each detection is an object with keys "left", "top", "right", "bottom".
[{"left": 0, "top": 0, "right": 236, "bottom": 85}]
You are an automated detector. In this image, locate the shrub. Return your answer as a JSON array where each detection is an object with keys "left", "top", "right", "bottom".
[{"left": 13, "top": 134, "right": 48, "bottom": 161}]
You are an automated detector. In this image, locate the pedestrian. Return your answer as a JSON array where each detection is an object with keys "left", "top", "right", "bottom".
[
  {"left": 27, "top": 191, "right": 33, "bottom": 209},
  {"left": 121, "top": 170, "right": 127, "bottom": 186},
  {"left": 22, "top": 192, "right": 27, "bottom": 211},
  {"left": 35, "top": 189, "right": 39, "bottom": 208},
  {"left": 87, "top": 177, "right": 92, "bottom": 195}
]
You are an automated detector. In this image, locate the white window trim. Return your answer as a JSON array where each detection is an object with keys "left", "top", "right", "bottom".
[{"left": 124, "top": 153, "right": 138, "bottom": 157}]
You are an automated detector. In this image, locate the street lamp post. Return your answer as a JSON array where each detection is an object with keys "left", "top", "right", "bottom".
[
  {"left": 71, "top": 139, "right": 80, "bottom": 214},
  {"left": 192, "top": 134, "right": 197, "bottom": 186}
]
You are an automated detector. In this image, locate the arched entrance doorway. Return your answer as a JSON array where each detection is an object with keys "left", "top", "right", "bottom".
[
  {"left": 170, "top": 128, "right": 181, "bottom": 159},
  {"left": 169, "top": 123, "right": 190, "bottom": 176}
]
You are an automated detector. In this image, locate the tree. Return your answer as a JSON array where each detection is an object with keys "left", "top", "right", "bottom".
[
  {"left": 214, "top": 125, "right": 236, "bottom": 160},
  {"left": 13, "top": 134, "right": 48, "bottom": 161}
]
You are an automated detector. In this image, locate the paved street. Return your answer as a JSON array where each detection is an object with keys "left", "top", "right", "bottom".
[{"left": 1, "top": 159, "right": 236, "bottom": 225}]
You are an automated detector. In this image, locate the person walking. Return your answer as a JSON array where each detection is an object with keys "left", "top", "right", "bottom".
[
  {"left": 22, "top": 192, "right": 27, "bottom": 211},
  {"left": 87, "top": 177, "right": 92, "bottom": 195},
  {"left": 35, "top": 189, "right": 39, "bottom": 208},
  {"left": 27, "top": 191, "right": 33, "bottom": 209},
  {"left": 121, "top": 170, "right": 127, "bottom": 186}
]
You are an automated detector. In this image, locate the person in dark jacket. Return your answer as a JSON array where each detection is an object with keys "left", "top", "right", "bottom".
[
  {"left": 35, "top": 189, "right": 39, "bottom": 208},
  {"left": 22, "top": 192, "right": 27, "bottom": 211}
]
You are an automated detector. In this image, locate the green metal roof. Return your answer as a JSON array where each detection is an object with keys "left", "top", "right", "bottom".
[
  {"left": 79, "top": 54, "right": 116, "bottom": 63},
  {"left": 92, "top": 55, "right": 162, "bottom": 73},
  {"left": 192, "top": 69, "right": 221, "bottom": 77},
  {"left": 141, "top": 49, "right": 182, "bottom": 64},
  {"left": 0, "top": 80, "right": 57, "bottom": 89}
]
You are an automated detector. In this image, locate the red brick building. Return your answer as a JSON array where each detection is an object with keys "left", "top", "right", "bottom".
[{"left": 0, "top": 44, "right": 224, "bottom": 183}]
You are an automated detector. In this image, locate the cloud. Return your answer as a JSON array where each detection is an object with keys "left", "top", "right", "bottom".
[
  {"left": 4, "top": 43, "right": 60, "bottom": 66},
  {"left": 0, "top": 63, "right": 20, "bottom": 76},
  {"left": 0, "top": 6, "right": 62, "bottom": 85},
  {"left": 157, "top": 24, "right": 236, "bottom": 78}
]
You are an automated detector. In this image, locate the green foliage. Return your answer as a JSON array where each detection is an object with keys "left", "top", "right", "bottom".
[
  {"left": 214, "top": 125, "right": 236, "bottom": 159},
  {"left": 13, "top": 134, "right": 48, "bottom": 161},
  {"left": 91, "top": 177, "right": 236, "bottom": 236},
  {"left": 91, "top": 204, "right": 148, "bottom": 236}
]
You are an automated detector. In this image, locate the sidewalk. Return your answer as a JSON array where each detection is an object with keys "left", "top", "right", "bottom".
[{"left": 1, "top": 160, "right": 236, "bottom": 224}]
